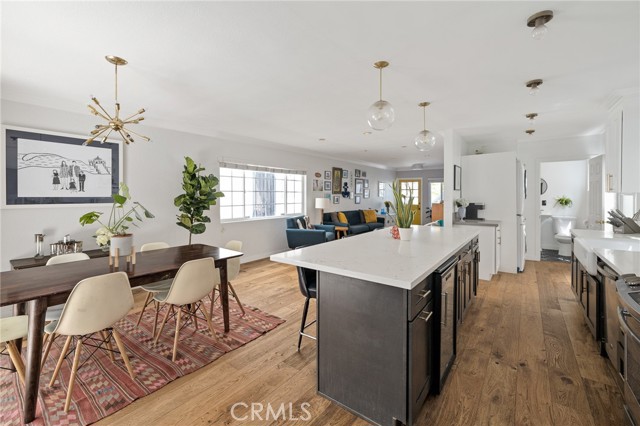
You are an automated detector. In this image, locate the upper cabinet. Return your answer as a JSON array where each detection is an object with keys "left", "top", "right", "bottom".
[{"left": 605, "top": 94, "right": 640, "bottom": 193}]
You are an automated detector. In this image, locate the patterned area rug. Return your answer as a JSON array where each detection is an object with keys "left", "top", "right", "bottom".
[{"left": 0, "top": 300, "right": 284, "bottom": 425}]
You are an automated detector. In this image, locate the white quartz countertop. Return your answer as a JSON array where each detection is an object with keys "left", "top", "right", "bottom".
[
  {"left": 595, "top": 249, "right": 640, "bottom": 276},
  {"left": 270, "top": 225, "right": 479, "bottom": 290},
  {"left": 454, "top": 220, "right": 501, "bottom": 227},
  {"left": 571, "top": 229, "right": 640, "bottom": 240}
]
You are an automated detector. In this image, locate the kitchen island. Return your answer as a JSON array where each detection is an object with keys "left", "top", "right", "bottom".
[{"left": 271, "top": 225, "right": 479, "bottom": 426}]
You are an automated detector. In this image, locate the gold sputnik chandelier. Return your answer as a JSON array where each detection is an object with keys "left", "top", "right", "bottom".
[{"left": 85, "top": 55, "right": 150, "bottom": 145}]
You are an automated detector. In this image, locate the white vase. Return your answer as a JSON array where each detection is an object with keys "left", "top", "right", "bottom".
[
  {"left": 110, "top": 234, "right": 133, "bottom": 257},
  {"left": 398, "top": 227, "right": 413, "bottom": 241},
  {"left": 458, "top": 207, "right": 466, "bottom": 221}
]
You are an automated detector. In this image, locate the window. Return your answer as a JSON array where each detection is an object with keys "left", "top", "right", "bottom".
[
  {"left": 430, "top": 181, "right": 444, "bottom": 204},
  {"left": 219, "top": 162, "right": 306, "bottom": 221}
]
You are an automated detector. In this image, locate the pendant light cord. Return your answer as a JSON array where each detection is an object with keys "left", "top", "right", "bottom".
[
  {"left": 423, "top": 106, "right": 426, "bottom": 130},
  {"left": 114, "top": 63, "right": 119, "bottom": 103},
  {"left": 379, "top": 67, "right": 383, "bottom": 101}
]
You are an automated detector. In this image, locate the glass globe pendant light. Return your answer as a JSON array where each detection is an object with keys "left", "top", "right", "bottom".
[
  {"left": 367, "top": 61, "right": 395, "bottom": 131},
  {"left": 414, "top": 102, "right": 440, "bottom": 151}
]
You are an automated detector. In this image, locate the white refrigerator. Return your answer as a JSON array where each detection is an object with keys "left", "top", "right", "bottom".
[{"left": 516, "top": 160, "right": 527, "bottom": 272}]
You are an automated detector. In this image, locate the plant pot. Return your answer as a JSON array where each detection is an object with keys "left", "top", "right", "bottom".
[
  {"left": 110, "top": 234, "right": 133, "bottom": 257},
  {"left": 458, "top": 207, "right": 466, "bottom": 221},
  {"left": 398, "top": 227, "right": 413, "bottom": 241}
]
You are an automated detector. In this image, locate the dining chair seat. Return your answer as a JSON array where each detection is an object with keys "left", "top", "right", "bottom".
[
  {"left": 135, "top": 242, "right": 172, "bottom": 331},
  {"left": 0, "top": 315, "right": 29, "bottom": 384},
  {"left": 140, "top": 279, "right": 172, "bottom": 293}
]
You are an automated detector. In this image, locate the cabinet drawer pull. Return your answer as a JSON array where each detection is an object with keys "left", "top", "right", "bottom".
[
  {"left": 418, "top": 310, "right": 433, "bottom": 322},
  {"left": 418, "top": 289, "right": 431, "bottom": 299}
]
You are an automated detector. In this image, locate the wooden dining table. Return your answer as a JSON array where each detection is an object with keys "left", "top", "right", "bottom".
[{"left": 0, "top": 244, "right": 243, "bottom": 424}]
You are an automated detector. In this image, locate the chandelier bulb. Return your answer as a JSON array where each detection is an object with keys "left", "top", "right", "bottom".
[{"left": 532, "top": 17, "right": 548, "bottom": 40}]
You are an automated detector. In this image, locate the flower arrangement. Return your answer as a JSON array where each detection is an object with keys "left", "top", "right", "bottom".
[
  {"left": 388, "top": 180, "right": 415, "bottom": 229},
  {"left": 555, "top": 195, "right": 573, "bottom": 207},
  {"left": 79, "top": 183, "right": 154, "bottom": 247},
  {"left": 455, "top": 198, "right": 469, "bottom": 208}
]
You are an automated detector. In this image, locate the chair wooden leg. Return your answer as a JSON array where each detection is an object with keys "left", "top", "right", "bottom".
[
  {"left": 100, "top": 330, "right": 116, "bottom": 362},
  {"left": 41, "top": 332, "right": 57, "bottom": 370},
  {"left": 209, "top": 287, "right": 217, "bottom": 323},
  {"left": 297, "top": 298, "right": 310, "bottom": 352},
  {"left": 64, "top": 338, "right": 83, "bottom": 413},
  {"left": 153, "top": 301, "right": 160, "bottom": 337},
  {"left": 154, "top": 305, "right": 172, "bottom": 345},
  {"left": 136, "top": 292, "right": 153, "bottom": 327},
  {"left": 191, "top": 304, "right": 199, "bottom": 331},
  {"left": 200, "top": 303, "right": 219, "bottom": 342},
  {"left": 49, "top": 335, "right": 73, "bottom": 387},
  {"left": 229, "top": 284, "right": 246, "bottom": 316},
  {"left": 111, "top": 329, "right": 135, "bottom": 380},
  {"left": 6, "top": 341, "right": 26, "bottom": 384},
  {"left": 172, "top": 307, "right": 182, "bottom": 362}
]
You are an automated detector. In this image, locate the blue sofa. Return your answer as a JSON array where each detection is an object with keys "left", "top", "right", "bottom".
[
  {"left": 286, "top": 216, "right": 336, "bottom": 249},
  {"left": 322, "top": 210, "right": 385, "bottom": 235}
]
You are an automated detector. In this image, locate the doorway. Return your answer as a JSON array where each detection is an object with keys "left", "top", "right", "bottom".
[{"left": 399, "top": 178, "right": 422, "bottom": 225}]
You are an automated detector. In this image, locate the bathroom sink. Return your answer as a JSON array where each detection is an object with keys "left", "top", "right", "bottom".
[{"left": 574, "top": 237, "right": 640, "bottom": 276}]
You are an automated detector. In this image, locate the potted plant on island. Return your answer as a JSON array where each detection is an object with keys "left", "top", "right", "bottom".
[
  {"left": 388, "top": 179, "right": 415, "bottom": 241},
  {"left": 79, "top": 182, "right": 154, "bottom": 255},
  {"left": 174, "top": 156, "right": 224, "bottom": 245},
  {"left": 455, "top": 198, "right": 469, "bottom": 221},
  {"left": 554, "top": 195, "right": 573, "bottom": 208}
]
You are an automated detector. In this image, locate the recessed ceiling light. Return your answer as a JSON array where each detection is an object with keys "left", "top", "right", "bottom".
[
  {"left": 401, "top": 145, "right": 407, "bottom": 149},
  {"left": 318, "top": 138, "right": 326, "bottom": 142},
  {"left": 527, "top": 10, "right": 554, "bottom": 40},
  {"left": 525, "top": 113, "right": 538, "bottom": 121},
  {"left": 363, "top": 131, "right": 372, "bottom": 135},
  {"left": 525, "top": 129, "right": 535, "bottom": 135},
  {"left": 525, "top": 79, "right": 543, "bottom": 95}
]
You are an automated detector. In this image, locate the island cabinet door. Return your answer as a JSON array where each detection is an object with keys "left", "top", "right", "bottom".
[{"left": 408, "top": 299, "right": 434, "bottom": 425}]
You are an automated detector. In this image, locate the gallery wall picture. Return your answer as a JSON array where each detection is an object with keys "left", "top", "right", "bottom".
[
  {"left": 354, "top": 169, "right": 361, "bottom": 177},
  {"left": 324, "top": 180, "right": 331, "bottom": 191},
  {"left": 355, "top": 195, "right": 361, "bottom": 204},
  {"left": 364, "top": 189, "right": 370, "bottom": 199},
  {"left": 378, "top": 182, "right": 385, "bottom": 198},
  {"left": 364, "top": 179, "right": 369, "bottom": 189},
  {"left": 332, "top": 167, "right": 343, "bottom": 194},
  {"left": 342, "top": 170, "right": 349, "bottom": 179},
  {"left": 312, "top": 179, "right": 322, "bottom": 191},
  {"left": 324, "top": 170, "right": 331, "bottom": 180},
  {"left": 362, "top": 171, "right": 367, "bottom": 177},
  {"left": 333, "top": 195, "right": 340, "bottom": 204},
  {"left": 355, "top": 178, "right": 364, "bottom": 194},
  {"left": 2, "top": 126, "right": 122, "bottom": 207}
]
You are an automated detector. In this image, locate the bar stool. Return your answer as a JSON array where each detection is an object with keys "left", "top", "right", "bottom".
[{"left": 296, "top": 266, "right": 317, "bottom": 351}]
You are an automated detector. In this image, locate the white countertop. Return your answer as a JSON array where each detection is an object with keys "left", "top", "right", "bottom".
[
  {"left": 270, "top": 225, "right": 479, "bottom": 290},
  {"left": 454, "top": 220, "right": 501, "bottom": 227},
  {"left": 571, "top": 229, "right": 640, "bottom": 240},
  {"left": 595, "top": 249, "right": 640, "bottom": 276}
]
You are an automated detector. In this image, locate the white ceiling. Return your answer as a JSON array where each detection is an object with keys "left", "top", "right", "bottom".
[{"left": 2, "top": 1, "right": 638, "bottom": 169}]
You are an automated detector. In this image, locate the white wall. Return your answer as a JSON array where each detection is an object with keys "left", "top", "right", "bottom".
[
  {"left": 396, "top": 168, "right": 444, "bottom": 224},
  {"left": 461, "top": 152, "right": 518, "bottom": 273},
  {"left": 0, "top": 100, "right": 396, "bottom": 271},
  {"left": 539, "top": 160, "right": 588, "bottom": 250},
  {"left": 443, "top": 130, "right": 464, "bottom": 227}
]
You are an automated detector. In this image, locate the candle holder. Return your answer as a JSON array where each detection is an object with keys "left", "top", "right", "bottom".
[{"left": 34, "top": 234, "right": 45, "bottom": 259}]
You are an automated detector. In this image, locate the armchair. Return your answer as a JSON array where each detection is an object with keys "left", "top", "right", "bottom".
[{"left": 286, "top": 216, "right": 335, "bottom": 249}]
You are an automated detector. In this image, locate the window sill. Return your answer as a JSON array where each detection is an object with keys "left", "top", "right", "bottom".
[{"left": 221, "top": 214, "right": 305, "bottom": 225}]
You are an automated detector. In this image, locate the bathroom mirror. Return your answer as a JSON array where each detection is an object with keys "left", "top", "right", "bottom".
[{"left": 540, "top": 178, "right": 548, "bottom": 195}]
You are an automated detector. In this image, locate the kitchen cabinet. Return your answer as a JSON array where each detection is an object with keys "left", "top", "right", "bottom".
[
  {"left": 456, "top": 239, "right": 479, "bottom": 325},
  {"left": 571, "top": 240, "right": 601, "bottom": 340},
  {"left": 454, "top": 223, "right": 500, "bottom": 281},
  {"left": 605, "top": 95, "right": 640, "bottom": 193}
]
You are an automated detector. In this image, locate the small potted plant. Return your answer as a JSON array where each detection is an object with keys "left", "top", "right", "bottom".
[
  {"left": 388, "top": 180, "right": 415, "bottom": 240},
  {"left": 555, "top": 195, "right": 573, "bottom": 208},
  {"left": 79, "top": 182, "right": 154, "bottom": 255},
  {"left": 455, "top": 198, "right": 469, "bottom": 221}
]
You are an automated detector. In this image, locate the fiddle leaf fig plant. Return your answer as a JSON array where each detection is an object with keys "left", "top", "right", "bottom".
[{"left": 174, "top": 156, "right": 224, "bottom": 245}]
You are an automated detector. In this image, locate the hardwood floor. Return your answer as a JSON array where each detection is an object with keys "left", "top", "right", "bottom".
[{"left": 95, "top": 259, "right": 624, "bottom": 425}]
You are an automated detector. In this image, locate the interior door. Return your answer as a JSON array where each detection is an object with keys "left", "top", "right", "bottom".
[
  {"left": 588, "top": 155, "right": 605, "bottom": 230},
  {"left": 400, "top": 178, "right": 422, "bottom": 225}
]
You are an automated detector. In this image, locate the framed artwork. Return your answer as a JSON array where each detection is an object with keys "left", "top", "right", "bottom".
[
  {"left": 2, "top": 126, "right": 122, "bottom": 207},
  {"left": 332, "top": 167, "right": 343, "bottom": 194},
  {"left": 355, "top": 195, "right": 361, "bottom": 204},
  {"left": 362, "top": 171, "right": 367, "bottom": 177},
  {"left": 364, "top": 189, "right": 370, "bottom": 199},
  {"left": 333, "top": 195, "right": 340, "bottom": 204},
  {"left": 324, "top": 170, "right": 331, "bottom": 180},
  {"left": 342, "top": 169, "right": 349, "bottom": 179},
  {"left": 354, "top": 169, "right": 361, "bottom": 177},
  {"left": 355, "top": 178, "right": 364, "bottom": 194},
  {"left": 378, "top": 182, "right": 385, "bottom": 198},
  {"left": 324, "top": 180, "right": 331, "bottom": 191},
  {"left": 454, "top": 165, "right": 462, "bottom": 191},
  {"left": 364, "top": 179, "right": 369, "bottom": 189},
  {"left": 312, "top": 179, "right": 322, "bottom": 191}
]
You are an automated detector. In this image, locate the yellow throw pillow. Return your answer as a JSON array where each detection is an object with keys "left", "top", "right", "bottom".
[
  {"left": 363, "top": 209, "right": 377, "bottom": 223},
  {"left": 337, "top": 212, "right": 348, "bottom": 224}
]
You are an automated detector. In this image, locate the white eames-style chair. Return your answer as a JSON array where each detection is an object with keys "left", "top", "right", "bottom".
[
  {"left": 41, "top": 252, "right": 91, "bottom": 368},
  {"left": 211, "top": 240, "right": 245, "bottom": 317},
  {"left": 135, "top": 242, "right": 171, "bottom": 334},
  {"left": 0, "top": 315, "right": 29, "bottom": 384},
  {"left": 47, "top": 271, "right": 136, "bottom": 413},
  {"left": 152, "top": 258, "right": 219, "bottom": 362}
]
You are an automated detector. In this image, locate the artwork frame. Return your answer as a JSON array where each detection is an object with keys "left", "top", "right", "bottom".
[
  {"left": 324, "top": 180, "right": 331, "bottom": 191},
  {"left": 354, "top": 169, "right": 361, "bottom": 177},
  {"left": 362, "top": 171, "right": 367, "bottom": 178},
  {"left": 333, "top": 195, "right": 340, "bottom": 204},
  {"left": 355, "top": 195, "right": 362, "bottom": 204},
  {"left": 324, "top": 170, "right": 331, "bottom": 180},
  {"left": 342, "top": 169, "right": 349, "bottom": 179},
  {"left": 2, "top": 126, "right": 122, "bottom": 208},
  {"left": 355, "top": 178, "right": 364, "bottom": 194},
  {"left": 332, "top": 167, "right": 343, "bottom": 194},
  {"left": 364, "top": 179, "right": 369, "bottom": 189},
  {"left": 312, "top": 179, "right": 322, "bottom": 192},
  {"left": 454, "top": 165, "right": 462, "bottom": 191},
  {"left": 364, "top": 189, "right": 370, "bottom": 199},
  {"left": 378, "top": 182, "right": 385, "bottom": 198}
]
